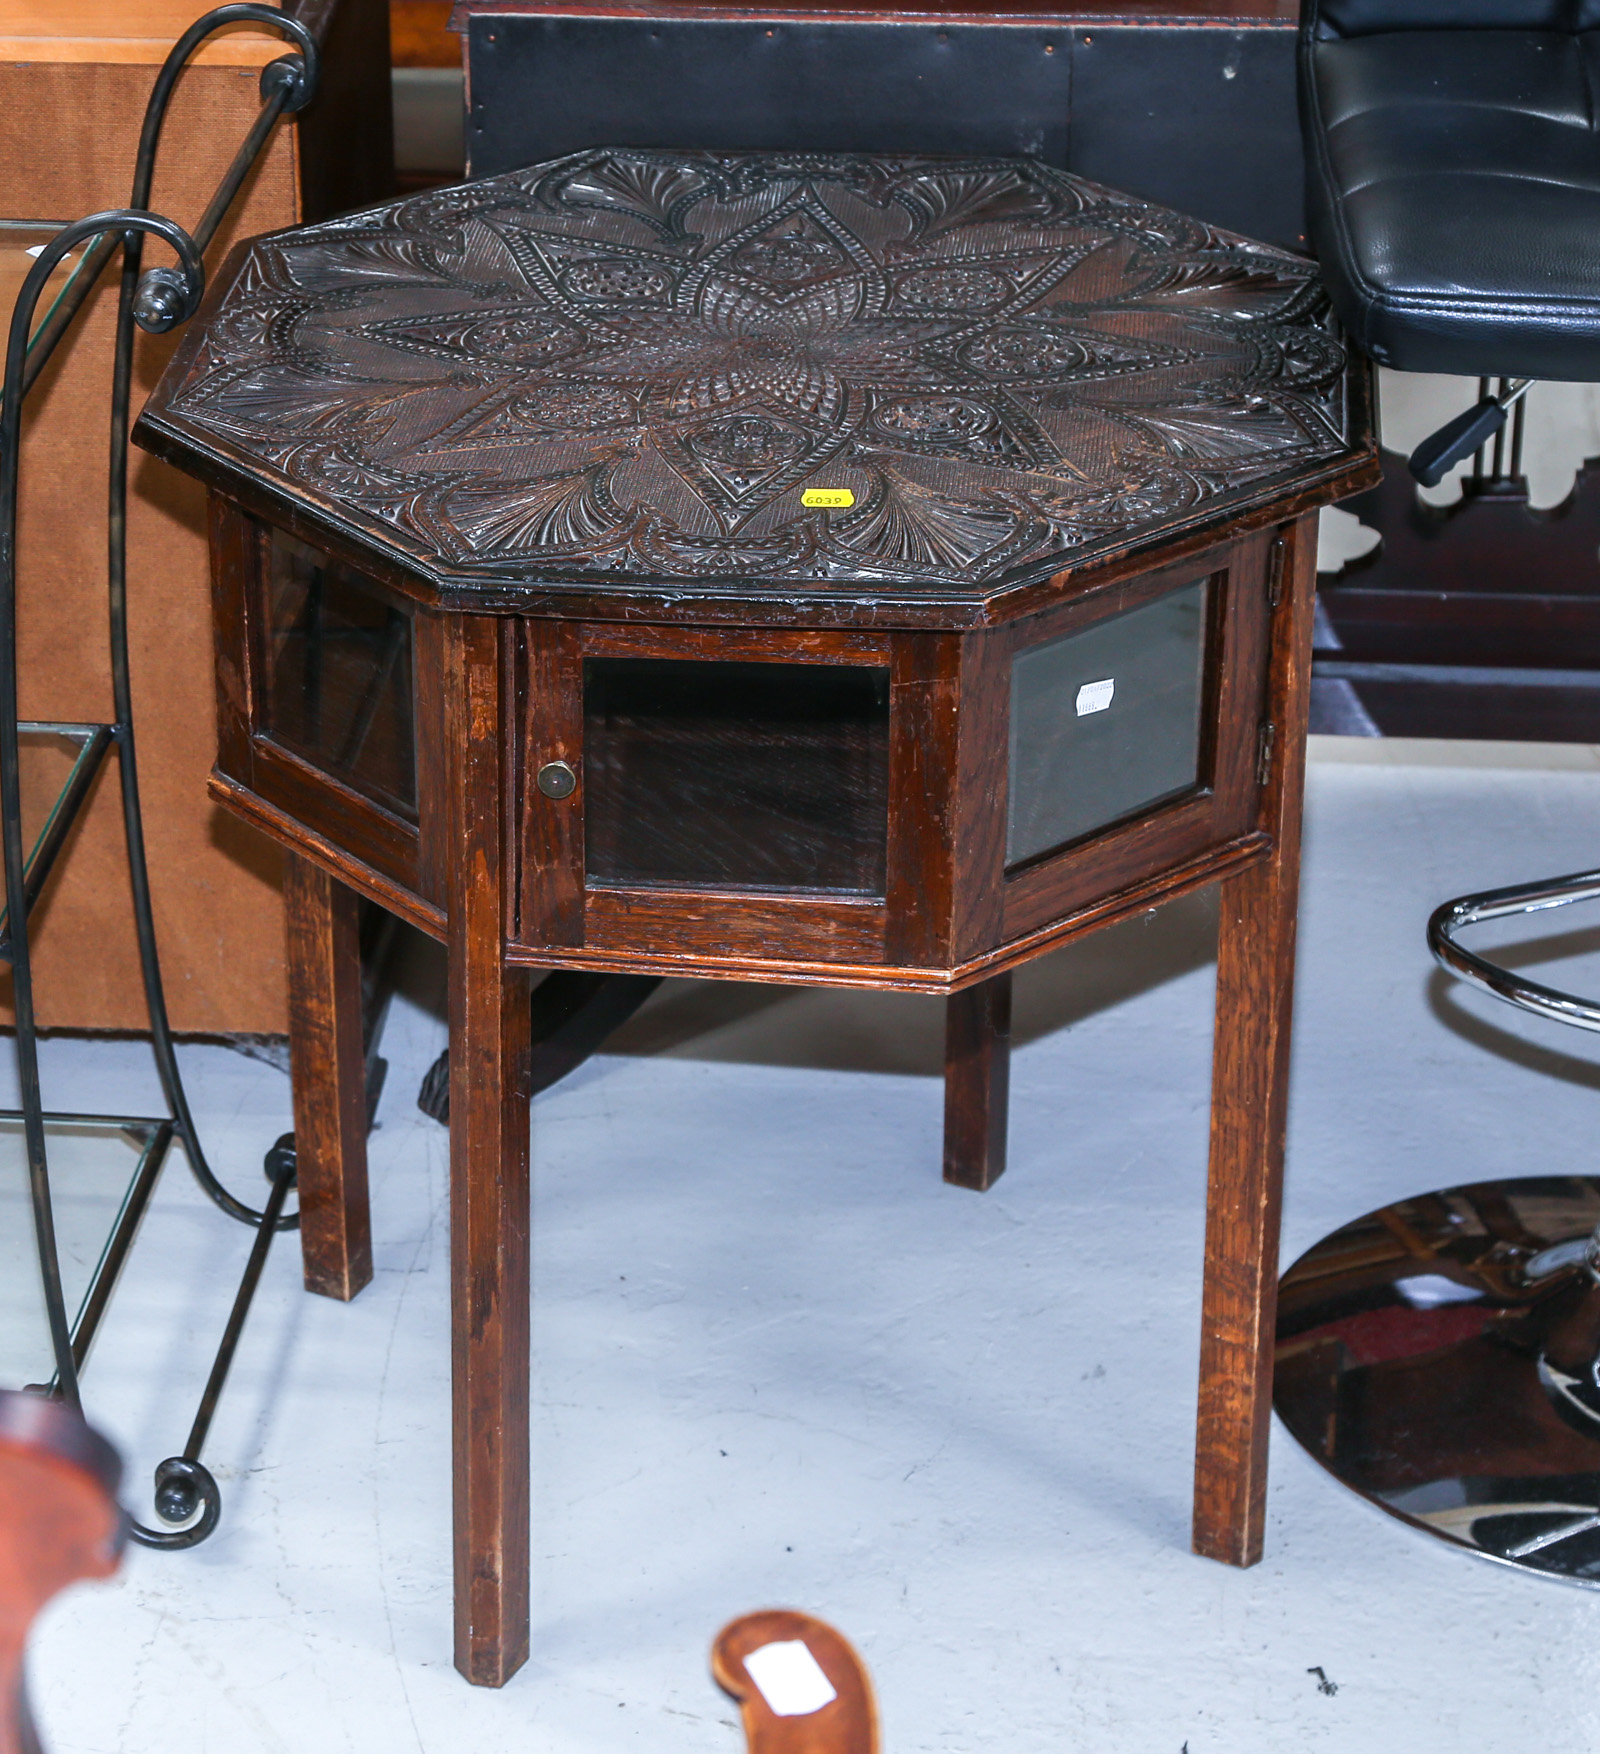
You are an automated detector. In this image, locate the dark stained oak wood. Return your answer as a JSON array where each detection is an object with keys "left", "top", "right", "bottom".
[
  {"left": 167, "top": 428, "right": 1370, "bottom": 630},
  {"left": 284, "top": 853, "right": 374, "bottom": 1302},
  {"left": 583, "top": 887, "right": 887, "bottom": 963},
  {"left": 413, "top": 608, "right": 452, "bottom": 910},
  {"left": 579, "top": 625, "right": 893, "bottom": 665},
  {"left": 136, "top": 155, "right": 1374, "bottom": 631},
  {"left": 157, "top": 148, "right": 1375, "bottom": 1679},
  {"left": 208, "top": 771, "right": 447, "bottom": 942},
  {"left": 884, "top": 634, "right": 962, "bottom": 969},
  {"left": 0, "top": 1393, "right": 122, "bottom": 1754},
  {"left": 948, "top": 627, "right": 1008, "bottom": 963},
  {"left": 1204, "top": 532, "right": 1273, "bottom": 825},
  {"left": 1002, "top": 789, "right": 1222, "bottom": 942},
  {"left": 999, "top": 535, "right": 1269, "bottom": 943},
  {"left": 1191, "top": 511, "right": 1316, "bottom": 1568},
  {"left": 206, "top": 497, "right": 257, "bottom": 785},
  {"left": 250, "top": 739, "right": 421, "bottom": 895},
  {"left": 512, "top": 618, "right": 585, "bottom": 948},
  {"left": 943, "top": 970, "right": 1013, "bottom": 1191},
  {"left": 212, "top": 497, "right": 425, "bottom": 893},
  {"left": 712, "top": 1610, "right": 878, "bottom": 1754},
  {"left": 500, "top": 831, "right": 1271, "bottom": 989},
  {"left": 442, "top": 614, "right": 533, "bottom": 1688}
]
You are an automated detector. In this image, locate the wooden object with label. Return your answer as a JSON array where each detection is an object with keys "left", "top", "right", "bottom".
[
  {"left": 137, "top": 148, "right": 1375, "bottom": 1683},
  {"left": 0, "top": 1392, "right": 122, "bottom": 1754}
]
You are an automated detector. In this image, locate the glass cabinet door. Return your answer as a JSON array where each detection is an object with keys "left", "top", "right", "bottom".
[
  {"left": 1007, "top": 578, "right": 1208, "bottom": 868},
  {"left": 261, "top": 532, "right": 418, "bottom": 821},
  {"left": 583, "top": 657, "right": 890, "bottom": 894}
]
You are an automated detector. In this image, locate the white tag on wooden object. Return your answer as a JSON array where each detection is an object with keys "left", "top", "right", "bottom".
[
  {"left": 1076, "top": 677, "right": 1115, "bottom": 715},
  {"left": 744, "top": 1640, "right": 839, "bottom": 1717}
]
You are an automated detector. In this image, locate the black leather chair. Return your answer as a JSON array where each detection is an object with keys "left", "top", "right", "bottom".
[
  {"left": 1273, "top": 0, "right": 1600, "bottom": 1585},
  {"left": 1300, "top": 0, "right": 1600, "bottom": 481}
]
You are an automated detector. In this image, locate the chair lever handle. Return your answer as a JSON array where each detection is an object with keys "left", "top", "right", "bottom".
[
  {"left": 1408, "top": 397, "right": 1509, "bottom": 486},
  {"left": 1408, "top": 379, "right": 1533, "bottom": 487}
]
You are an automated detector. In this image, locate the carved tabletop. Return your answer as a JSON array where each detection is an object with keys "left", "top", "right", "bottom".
[{"left": 140, "top": 149, "right": 1361, "bottom": 615}]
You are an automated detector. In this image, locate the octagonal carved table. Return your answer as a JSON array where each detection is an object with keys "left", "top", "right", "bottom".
[{"left": 136, "top": 149, "right": 1375, "bottom": 1685}]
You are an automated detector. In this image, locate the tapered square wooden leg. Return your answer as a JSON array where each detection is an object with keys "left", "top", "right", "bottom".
[
  {"left": 1192, "top": 518, "right": 1315, "bottom": 1568},
  {"left": 284, "top": 852, "right": 372, "bottom": 1302},
  {"left": 943, "top": 970, "right": 1012, "bottom": 1191},
  {"left": 443, "top": 613, "right": 532, "bottom": 1688}
]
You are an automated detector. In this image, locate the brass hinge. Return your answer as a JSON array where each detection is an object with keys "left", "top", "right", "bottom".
[
  {"left": 1266, "top": 534, "right": 1287, "bottom": 609},
  {"left": 1257, "top": 720, "right": 1276, "bottom": 785}
]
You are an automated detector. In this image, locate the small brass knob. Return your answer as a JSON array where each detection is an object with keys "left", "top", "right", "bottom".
[{"left": 536, "top": 760, "right": 577, "bottom": 800}]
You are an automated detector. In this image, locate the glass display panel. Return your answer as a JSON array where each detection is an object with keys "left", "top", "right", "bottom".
[
  {"left": 1007, "top": 578, "right": 1207, "bottom": 867},
  {"left": 262, "top": 532, "right": 417, "bottom": 820},
  {"left": 584, "top": 658, "right": 890, "bottom": 894},
  {"left": 0, "top": 1120, "right": 158, "bottom": 1392},
  {"left": 1, "top": 221, "right": 92, "bottom": 367}
]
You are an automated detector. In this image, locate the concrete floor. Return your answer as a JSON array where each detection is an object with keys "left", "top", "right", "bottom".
[{"left": 11, "top": 736, "right": 1600, "bottom": 1753}]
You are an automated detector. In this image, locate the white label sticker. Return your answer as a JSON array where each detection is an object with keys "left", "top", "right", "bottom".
[
  {"left": 24, "top": 244, "right": 46, "bottom": 258},
  {"left": 744, "top": 1640, "right": 838, "bottom": 1717},
  {"left": 1395, "top": 1273, "right": 1482, "bottom": 1310},
  {"left": 1076, "top": 677, "right": 1115, "bottom": 716}
]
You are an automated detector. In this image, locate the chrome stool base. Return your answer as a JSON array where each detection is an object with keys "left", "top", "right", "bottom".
[{"left": 1275, "top": 1175, "right": 1600, "bottom": 1584}]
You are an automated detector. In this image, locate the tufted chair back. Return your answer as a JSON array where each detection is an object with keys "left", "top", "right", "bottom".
[{"left": 1299, "top": 0, "right": 1600, "bottom": 378}]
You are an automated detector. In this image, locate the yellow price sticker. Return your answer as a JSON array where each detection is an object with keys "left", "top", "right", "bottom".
[{"left": 802, "top": 487, "right": 855, "bottom": 509}]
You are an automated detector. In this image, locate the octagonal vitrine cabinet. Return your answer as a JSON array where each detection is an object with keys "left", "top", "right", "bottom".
[
  {"left": 136, "top": 149, "right": 1375, "bottom": 1687},
  {"left": 138, "top": 149, "right": 1370, "bottom": 992},
  {"left": 203, "top": 501, "right": 1290, "bottom": 986}
]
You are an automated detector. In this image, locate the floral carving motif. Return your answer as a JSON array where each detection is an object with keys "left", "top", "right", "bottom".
[
  {"left": 688, "top": 415, "right": 810, "bottom": 469},
  {"left": 560, "top": 258, "right": 673, "bottom": 302},
  {"left": 895, "top": 266, "right": 1011, "bottom": 311},
  {"left": 873, "top": 397, "right": 997, "bottom": 441},
  {"left": 149, "top": 149, "right": 1357, "bottom": 596}
]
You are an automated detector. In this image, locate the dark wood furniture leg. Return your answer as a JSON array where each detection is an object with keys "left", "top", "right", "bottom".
[
  {"left": 284, "top": 851, "right": 373, "bottom": 1302},
  {"left": 1192, "top": 518, "right": 1316, "bottom": 1567},
  {"left": 943, "top": 970, "right": 1013, "bottom": 1192},
  {"left": 415, "top": 970, "right": 662, "bottom": 1124},
  {"left": 442, "top": 615, "right": 533, "bottom": 1687}
]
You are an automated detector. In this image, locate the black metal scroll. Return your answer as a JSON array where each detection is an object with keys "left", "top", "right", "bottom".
[{"left": 0, "top": 5, "right": 324, "bottom": 1550}]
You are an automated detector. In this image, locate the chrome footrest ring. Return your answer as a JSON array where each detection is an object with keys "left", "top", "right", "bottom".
[{"left": 1428, "top": 867, "right": 1600, "bottom": 1034}]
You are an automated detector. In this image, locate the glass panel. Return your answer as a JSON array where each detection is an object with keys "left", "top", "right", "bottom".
[
  {"left": 1007, "top": 578, "right": 1208, "bottom": 867},
  {"left": 262, "top": 532, "right": 417, "bottom": 820},
  {"left": 0, "top": 1120, "right": 161, "bottom": 1391},
  {"left": 584, "top": 658, "right": 890, "bottom": 894},
  {"left": 0, "top": 220, "right": 92, "bottom": 363},
  {"left": 0, "top": 727, "right": 107, "bottom": 937}
]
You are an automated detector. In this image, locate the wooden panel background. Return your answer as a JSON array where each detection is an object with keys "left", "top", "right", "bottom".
[{"left": 0, "top": 4, "right": 390, "bottom": 1032}]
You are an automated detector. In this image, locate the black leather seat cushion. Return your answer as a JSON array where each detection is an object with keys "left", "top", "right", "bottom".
[{"left": 1305, "top": 26, "right": 1600, "bottom": 378}]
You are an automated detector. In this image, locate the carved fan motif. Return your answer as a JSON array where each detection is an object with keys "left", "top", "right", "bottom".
[{"left": 152, "top": 149, "right": 1355, "bottom": 594}]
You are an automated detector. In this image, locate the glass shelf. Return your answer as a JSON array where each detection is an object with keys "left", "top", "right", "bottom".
[
  {"left": 1, "top": 220, "right": 98, "bottom": 363},
  {"left": 0, "top": 1115, "right": 173, "bottom": 1391}
]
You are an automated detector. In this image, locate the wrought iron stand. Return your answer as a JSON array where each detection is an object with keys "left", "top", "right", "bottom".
[{"left": 0, "top": 3, "right": 345, "bottom": 1549}]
